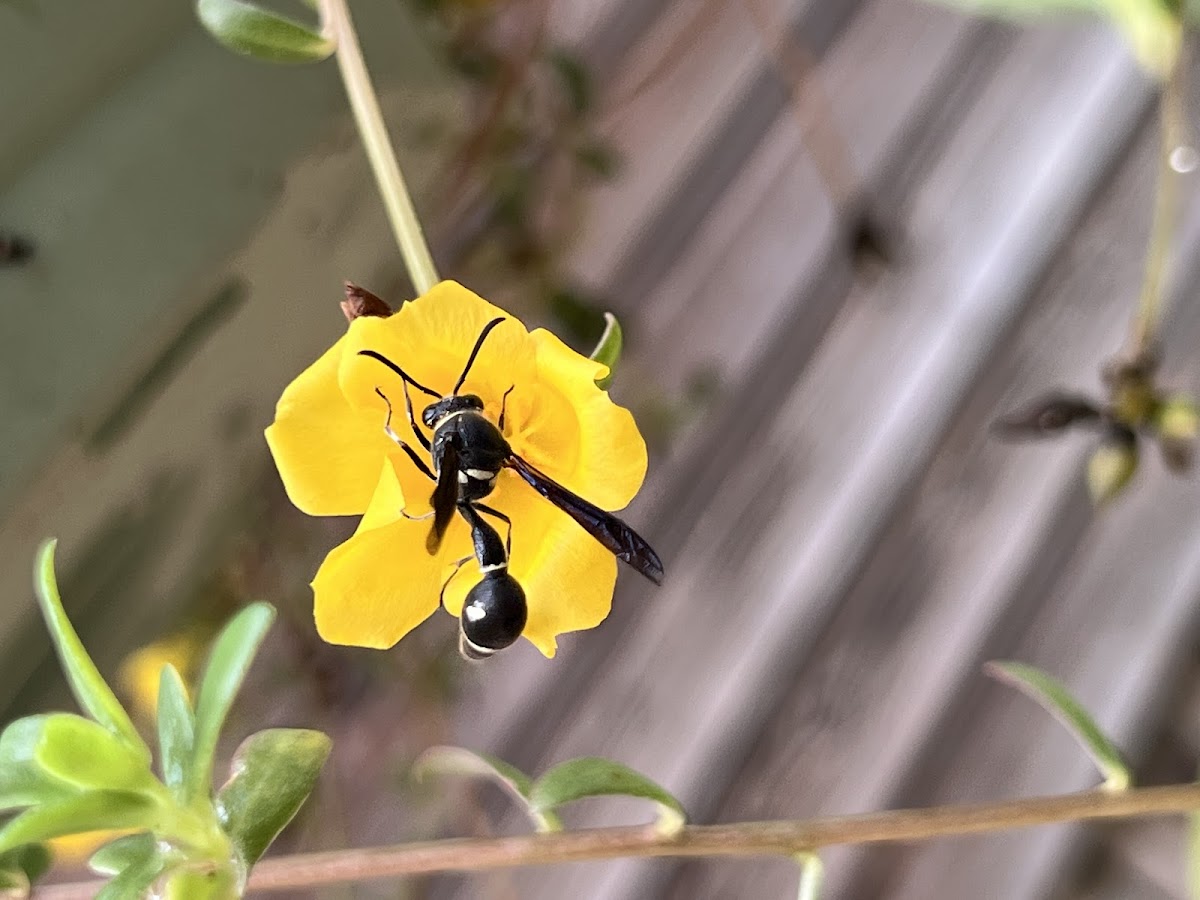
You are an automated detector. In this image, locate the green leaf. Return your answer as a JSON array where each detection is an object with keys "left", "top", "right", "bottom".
[
  {"left": 795, "top": 852, "right": 823, "bottom": 900},
  {"left": 0, "top": 718, "right": 77, "bottom": 811},
  {"left": 0, "top": 844, "right": 51, "bottom": 895},
  {"left": 923, "top": 0, "right": 1181, "bottom": 77},
  {"left": 89, "top": 832, "right": 157, "bottom": 876},
  {"left": 196, "top": 0, "right": 335, "bottom": 64},
  {"left": 0, "top": 792, "right": 160, "bottom": 854},
  {"left": 94, "top": 847, "right": 167, "bottom": 900},
  {"left": 189, "top": 603, "right": 275, "bottom": 802},
  {"left": 414, "top": 746, "right": 560, "bottom": 832},
  {"left": 590, "top": 313, "right": 622, "bottom": 391},
  {"left": 528, "top": 758, "right": 686, "bottom": 836},
  {"left": 91, "top": 833, "right": 171, "bottom": 900},
  {"left": 156, "top": 665, "right": 195, "bottom": 799},
  {"left": 986, "top": 661, "right": 1131, "bottom": 789},
  {"left": 575, "top": 139, "right": 622, "bottom": 181},
  {"left": 33, "top": 541, "right": 148, "bottom": 761},
  {"left": 215, "top": 729, "right": 331, "bottom": 866},
  {"left": 34, "top": 715, "right": 157, "bottom": 795},
  {"left": 547, "top": 49, "right": 593, "bottom": 116},
  {"left": 0, "top": 867, "right": 26, "bottom": 898}
]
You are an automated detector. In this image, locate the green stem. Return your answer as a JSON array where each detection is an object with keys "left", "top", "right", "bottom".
[
  {"left": 320, "top": 0, "right": 440, "bottom": 295},
  {"left": 37, "top": 782, "right": 1200, "bottom": 897},
  {"left": 1131, "top": 40, "right": 1187, "bottom": 356}
]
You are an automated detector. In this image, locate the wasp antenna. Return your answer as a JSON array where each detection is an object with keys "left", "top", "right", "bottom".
[
  {"left": 453, "top": 317, "right": 506, "bottom": 395},
  {"left": 358, "top": 350, "right": 441, "bottom": 398}
]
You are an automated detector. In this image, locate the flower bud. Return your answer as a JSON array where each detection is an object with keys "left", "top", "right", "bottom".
[
  {"left": 1155, "top": 394, "right": 1198, "bottom": 472},
  {"left": 1087, "top": 427, "right": 1138, "bottom": 505},
  {"left": 340, "top": 282, "right": 392, "bottom": 322}
]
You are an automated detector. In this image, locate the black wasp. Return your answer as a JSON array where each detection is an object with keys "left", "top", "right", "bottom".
[{"left": 358, "top": 316, "right": 663, "bottom": 659}]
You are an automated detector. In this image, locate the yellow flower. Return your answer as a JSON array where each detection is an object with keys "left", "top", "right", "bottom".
[
  {"left": 117, "top": 632, "right": 203, "bottom": 722},
  {"left": 49, "top": 829, "right": 136, "bottom": 865},
  {"left": 265, "top": 281, "right": 650, "bottom": 657}
]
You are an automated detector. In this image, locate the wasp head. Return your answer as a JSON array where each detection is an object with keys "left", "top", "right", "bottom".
[{"left": 422, "top": 394, "right": 484, "bottom": 429}]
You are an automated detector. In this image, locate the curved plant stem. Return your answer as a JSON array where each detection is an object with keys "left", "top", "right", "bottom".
[
  {"left": 320, "top": 0, "right": 440, "bottom": 295},
  {"left": 39, "top": 783, "right": 1200, "bottom": 897},
  {"left": 1131, "top": 44, "right": 1187, "bottom": 356}
]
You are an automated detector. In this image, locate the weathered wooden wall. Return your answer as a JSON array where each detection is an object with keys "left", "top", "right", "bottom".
[
  {"left": 439, "top": 2, "right": 1200, "bottom": 899},
  {"left": 4, "top": 0, "right": 1200, "bottom": 898}
]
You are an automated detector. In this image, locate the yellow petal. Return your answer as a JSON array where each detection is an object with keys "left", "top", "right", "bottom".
[
  {"left": 338, "top": 282, "right": 536, "bottom": 442},
  {"left": 49, "top": 829, "right": 136, "bottom": 864},
  {"left": 313, "top": 517, "right": 442, "bottom": 648},
  {"left": 316, "top": 457, "right": 475, "bottom": 648},
  {"left": 440, "top": 473, "right": 618, "bottom": 657},
  {"left": 266, "top": 336, "right": 393, "bottom": 516},
  {"left": 516, "top": 328, "right": 648, "bottom": 511}
]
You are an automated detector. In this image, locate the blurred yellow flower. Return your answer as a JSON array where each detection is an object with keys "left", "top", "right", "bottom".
[
  {"left": 117, "top": 633, "right": 202, "bottom": 721},
  {"left": 48, "top": 829, "right": 135, "bottom": 865},
  {"left": 265, "top": 281, "right": 648, "bottom": 657}
]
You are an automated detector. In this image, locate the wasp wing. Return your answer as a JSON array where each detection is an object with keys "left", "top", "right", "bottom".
[
  {"left": 507, "top": 455, "right": 663, "bottom": 584},
  {"left": 427, "top": 441, "right": 460, "bottom": 554}
]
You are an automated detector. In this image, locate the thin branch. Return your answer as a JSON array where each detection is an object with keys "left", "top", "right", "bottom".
[
  {"left": 37, "top": 783, "right": 1200, "bottom": 897},
  {"left": 1131, "top": 40, "right": 1188, "bottom": 356},
  {"left": 320, "top": 0, "right": 440, "bottom": 295},
  {"left": 739, "top": 0, "right": 862, "bottom": 211}
]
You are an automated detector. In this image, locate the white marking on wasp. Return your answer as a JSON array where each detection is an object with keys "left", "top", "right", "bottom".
[
  {"left": 479, "top": 562, "right": 506, "bottom": 574},
  {"left": 457, "top": 471, "right": 469, "bottom": 485},
  {"left": 465, "top": 605, "right": 486, "bottom": 622},
  {"left": 466, "top": 468, "right": 497, "bottom": 481},
  {"left": 434, "top": 409, "right": 475, "bottom": 430}
]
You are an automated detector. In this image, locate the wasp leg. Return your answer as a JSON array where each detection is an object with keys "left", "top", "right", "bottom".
[
  {"left": 473, "top": 503, "right": 513, "bottom": 559},
  {"left": 498, "top": 386, "right": 515, "bottom": 433},
  {"left": 439, "top": 555, "right": 473, "bottom": 606},
  {"left": 401, "top": 378, "right": 432, "bottom": 452},
  {"left": 375, "top": 387, "right": 435, "bottom": 481},
  {"left": 399, "top": 509, "right": 435, "bottom": 521}
]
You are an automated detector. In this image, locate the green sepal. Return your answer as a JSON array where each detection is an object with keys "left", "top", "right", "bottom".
[
  {"left": 986, "top": 661, "right": 1131, "bottom": 790},
  {"left": 195, "top": 0, "right": 335, "bottom": 64},
  {"left": 188, "top": 603, "right": 276, "bottom": 802},
  {"left": 528, "top": 757, "right": 686, "bottom": 835},
  {"left": 0, "top": 791, "right": 160, "bottom": 855},
  {"left": 590, "top": 313, "right": 622, "bottom": 391},
  {"left": 414, "top": 746, "right": 561, "bottom": 832},
  {"left": 216, "top": 728, "right": 331, "bottom": 867},
  {"left": 33, "top": 714, "right": 158, "bottom": 795},
  {"left": 33, "top": 541, "right": 148, "bottom": 761},
  {"left": 156, "top": 665, "right": 195, "bottom": 799}
]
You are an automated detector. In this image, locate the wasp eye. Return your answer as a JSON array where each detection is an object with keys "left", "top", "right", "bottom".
[
  {"left": 460, "top": 573, "right": 527, "bottom": 658},
  {"left": 421, "top": 402, "right": 440, "bottom": 429}
]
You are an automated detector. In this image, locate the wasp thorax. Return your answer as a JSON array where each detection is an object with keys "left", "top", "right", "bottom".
[
  {"left": 422, "top": 394, "right": 484, "bottom": 429},
  {"left": 459, "top": 571, "right": 527, "bottom": 659}
]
